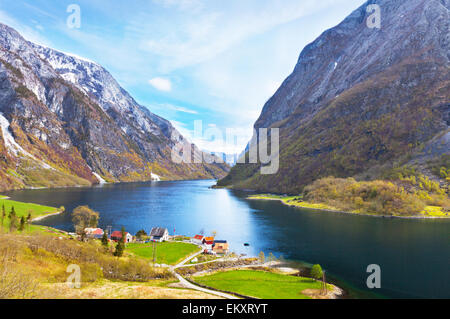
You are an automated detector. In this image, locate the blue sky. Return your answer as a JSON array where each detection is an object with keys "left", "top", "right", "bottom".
[{"left": 0, "top": 0, "right": 366, "bottom": 154}]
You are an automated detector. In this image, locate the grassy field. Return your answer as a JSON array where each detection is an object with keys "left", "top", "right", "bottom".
[
  {"left": 127, "top": 242, "right": 200, "bottom": 265},
  {"left": 248, "top": 195, "right": 338, "bottom": 211},
  {"left": 193, "top": 270, "right": 331, "bottom": 299},
  {"left": 0, "top": 197, "right": 60, "bottom": 232}
]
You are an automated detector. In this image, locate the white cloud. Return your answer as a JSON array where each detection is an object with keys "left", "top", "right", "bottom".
[
  {"left": 148, "top": 77, "right": 172, "bottom": 92},
  {"left": 160, "top": 103, "right": 198, "bottom": 114},
  {"left": 135, "top": 0, "right": 348, "bottom": 72},
  {"left": 152, "top": 0, "right": 203, "bottom": 11}
]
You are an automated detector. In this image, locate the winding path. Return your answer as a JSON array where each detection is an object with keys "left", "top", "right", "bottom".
[{"left": 170, "top": 249, "right": 239, "bottom": 299}]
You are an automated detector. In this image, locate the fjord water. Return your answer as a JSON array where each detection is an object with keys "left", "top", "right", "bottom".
[{"left": 6, "top": 180, "right": 449, "bottom": 299}]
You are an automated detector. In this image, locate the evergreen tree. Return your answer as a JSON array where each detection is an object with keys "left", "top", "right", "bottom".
[
  {"left": 19, "top": 216, "right": 25, "bottom": 232},
  {"left": 1, "top": 204, "right": 5, "bottom": 230},
  {"left": 114, "top": 226, "right": 126, "bottom": 257},
  {"left": 26, "top": 212, "right": 32, "bottom": 231},
  {"left": 101, "top": 231, "right": 109, "bottom": 247},
  {"left": 114, "top": 240, "right": 124, "bottom": 257},
  {"left": 8, "top": 206, "right": 17, "bottom": 232},
  {"left": 120, "top": 226, "right": 126, "bottom": 243}
]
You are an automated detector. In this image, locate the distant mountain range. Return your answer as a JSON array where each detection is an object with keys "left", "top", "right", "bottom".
[
  {"left": 0, "top": 23, "right": 229, "bottom": 191},
  {"left": 219, "top": 0, "right": 449, "bottom": 194},
  {"left": 203, "top": 151, "right": 240, "bottom": 167}
]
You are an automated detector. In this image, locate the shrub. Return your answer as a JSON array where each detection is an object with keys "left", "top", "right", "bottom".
[{"left": 304, "top": 177, "right": 432, "bottom": 216}]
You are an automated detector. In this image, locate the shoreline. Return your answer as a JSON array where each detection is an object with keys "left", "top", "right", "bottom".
[
  {"left": 0, "top": 177, "right": 222, "bottom": 194},
  {"left": 0, "top": 195, "right": 65, "bottom": 223},
  {"left": 31, "top": 210, "right": 64, "bottom": 223},
  {"left": 247, "top": 196, "right": 450, "bottom": 220}
]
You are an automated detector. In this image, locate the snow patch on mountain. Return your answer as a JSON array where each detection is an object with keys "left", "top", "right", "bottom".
[
  {"left": 0, "top": 113, "right": 52, "bottom": 170},
  {"left": 92, "top": 172, "right": 107, "bottom": 184},
  {"left": 151, "top": 172, "right": 161, "bottom": 181}
]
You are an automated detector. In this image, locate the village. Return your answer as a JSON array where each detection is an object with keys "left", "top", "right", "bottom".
[{"left": 81, "top": 226, "right": 230, "bottom": 257}]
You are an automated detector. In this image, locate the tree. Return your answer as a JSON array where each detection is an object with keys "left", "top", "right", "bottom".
[
  {"left": 8, "top": 206, "right": 17, "bottom": 233},
  {"left": 71, "top": 206, "right": 100, "bottom": 234},
  {"left": 135, "top": 229, "right": 147, "bottom": 240},
  {"left": 120, "top": 226, "right": 126, "bottom": 243},
  {"left": 114, "top": 238, "right": 125, "bottom": 257},
  {"left": 258, "top": 251, "right": 265, "bottom": 263},
  {"left": 1, "top": 204, "right": 5, "bottom": 231},
  {"left": 101, "top": 231, "right": 109, "bottom": 247},
  {"left": 114, "top": 226, "right": 126, "bottom": 257},
  {"left": 18, "top": 216, "right": 25, "bottom": 232},
  {"left": 267, "top": 252, "right": 277, "bottom": 262},
  {"left": 310, "top": 264, "right": 323, "bottom": 280},
  {"left": 26, "top": 212, "right": 32, "bottom": 231}
]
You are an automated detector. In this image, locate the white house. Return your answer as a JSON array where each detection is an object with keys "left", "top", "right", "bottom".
[
  {"left": 191, "top": 235, "right": 204, "bottom": 245},
  {"left": 150, "top": 227, "right": 169, "bottom": 242}
]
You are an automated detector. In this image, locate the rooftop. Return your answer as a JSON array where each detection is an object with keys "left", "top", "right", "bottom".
[{"left": 150, "top": 227, "right": 168, "bottom": 237}]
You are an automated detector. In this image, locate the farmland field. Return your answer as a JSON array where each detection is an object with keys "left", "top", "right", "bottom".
[
  {"left": 127, "top": 242, "right": 200, "bottom": 265},
  {"left": 193, "top": 270, "right": 331, "bottom": 299}
]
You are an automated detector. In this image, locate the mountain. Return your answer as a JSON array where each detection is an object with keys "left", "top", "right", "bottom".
[
  {"left": 0, "top": 23, "right": 229, "bottom": 191},
  {"left": 203, "top": 150, "right": 239, "bottom": 167},
  {"left": 219, "top": 0, "right": 449, "bottom": 194}
]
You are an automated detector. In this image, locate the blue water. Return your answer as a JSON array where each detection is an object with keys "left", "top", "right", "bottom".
[{"left": 6, "top": 180, "right": 449, "bottom": 299}]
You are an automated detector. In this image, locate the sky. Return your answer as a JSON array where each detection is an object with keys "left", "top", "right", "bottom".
[{"left": 0, "top": 0, "right": 366, "bottom": 155}]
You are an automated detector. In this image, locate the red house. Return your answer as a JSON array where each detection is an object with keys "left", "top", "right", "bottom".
[
  {"left": 191, "top": 235, "right": 204, "bottom": 245},
  {"left": 110, "top": 231, "right": 133, "bottom": 243}
]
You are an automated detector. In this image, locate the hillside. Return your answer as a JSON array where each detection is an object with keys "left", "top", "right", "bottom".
[
  {"left": 0, "top": 23, "right": 229, "bottom": 191},
  {"left": 219, "top": 0, "right": 449, "bottom": 198}
]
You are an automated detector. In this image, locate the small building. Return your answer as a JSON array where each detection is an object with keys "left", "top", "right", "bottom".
[
  {"left": 110, "top": 231, "right": 133, "bottom": 243},
  {"left": 213, "top": 240, "right": 229, "bottom": 255},
  {"left": 202, "top": 237, "right": 215, "bottom": 252},
  {"left": 150, "top": 227, "right": 169, "bottom": 242},
  {"left": 191, "top": 235, "right": 204, "bottom": 245},
  {"left": 84, "top": 228, "right": 104, "bottom": 239}
]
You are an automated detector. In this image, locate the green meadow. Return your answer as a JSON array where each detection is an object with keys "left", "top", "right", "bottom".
[
  {"left": 127, "top": 242, "right": 200, "bottom": 265},
  {"left": 0, "top": 197, "right": 60, "bottom": 232},
  {"left": 193, "top": 270, "right": 332, "bottom": 299}
]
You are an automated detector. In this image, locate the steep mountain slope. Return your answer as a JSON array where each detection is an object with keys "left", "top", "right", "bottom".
[
  {"left": 0, "top": 23, "right": 228, "bottom": 191},
  {"left": 219, "top": 0, "right": 449, "bottom": 194}
]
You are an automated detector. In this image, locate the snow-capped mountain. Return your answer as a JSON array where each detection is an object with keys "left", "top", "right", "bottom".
[{"left": 0, "top": 23, "right": 228, "bottom": 191}]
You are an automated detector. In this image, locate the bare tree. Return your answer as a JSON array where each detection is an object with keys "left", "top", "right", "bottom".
[{"left": 71, "top": 206, "right": 100, "bottom": 234}]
